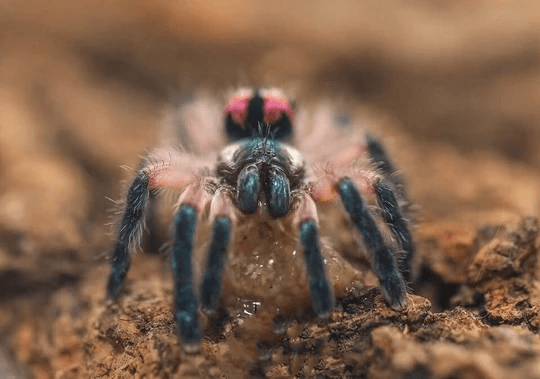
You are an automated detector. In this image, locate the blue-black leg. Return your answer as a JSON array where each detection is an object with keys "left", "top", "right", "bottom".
[
  {"left": 337, "top": 178, "right": 407, "bottom": 310},
  {"left": 141, "top": 190, "right": 162, "bottom": 253},
  {"left": 106, "top": 172, "right": 149, "bottom": 300},
  {"left": 375, "top": 180, "right": 415, "bottom": 282},
  {"left": 366, "top": 135, "right": 407, "bottom": 200},
  {"left": 172, "top": 205, "right": 201, "bottom": 351},
  {"left": 299, "top": 220, "right": 334, "bottom": 317},
  {"left": 200, "top": 216, "right": 232, "bottom": 314},
  {"left": 366, "top": 135, "right": 397, "bottom": 179},
  {"left": 265, "top": 168, "right": 290, "bottom": 219},
  {"left": 237, "top": 164, "right": 260, "bottom": 214}
]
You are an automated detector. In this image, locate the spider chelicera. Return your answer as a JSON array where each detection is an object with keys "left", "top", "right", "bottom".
[{"left": 105, "top": 88, "right": 415, "bottom": 352}]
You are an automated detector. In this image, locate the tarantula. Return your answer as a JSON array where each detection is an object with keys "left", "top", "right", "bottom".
[{"left": 105, "top": 88, "right": 415, "bottom": 351}]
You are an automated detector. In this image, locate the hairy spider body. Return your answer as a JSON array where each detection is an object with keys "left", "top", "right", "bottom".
[{"left": 106, "top": 88, "right": 415, "bottom": 351}]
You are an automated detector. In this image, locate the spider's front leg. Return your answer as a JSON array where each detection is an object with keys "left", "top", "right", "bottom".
[
  {"left": 171, "top": 183, "right": 210, "bottom": 350},
  {"left": 106, "top": 171, "right": 151, "bottom": 300},
  {"left": 199, "top": 190, "right": 234, "bottom": 314},
  {"left": 106, "top": 149, "right": 227, "bottom": 350},
  {"left": 106, "top": 152, "right": 200, "bottom": 300},
  {"left": 159, "top": 181, "right": 233, "bottom": 351},
  {"left": 294, "top": 193, "right": 335, "bottom": 317}
]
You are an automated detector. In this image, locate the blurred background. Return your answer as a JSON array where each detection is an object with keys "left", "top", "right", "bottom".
[
  {"left": 2, "top": 1, "right": 540, "bottom": 377},
  {"left": 1, "top": 0, "right": 540, "bottom": 251}
]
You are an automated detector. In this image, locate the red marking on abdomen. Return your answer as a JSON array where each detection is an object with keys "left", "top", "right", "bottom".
[
  {"left": 264, "top": 96, "right": 294, "bottom": 124},
  {"left": 224, "top": 96, "right": 250, "bottom": 125}
]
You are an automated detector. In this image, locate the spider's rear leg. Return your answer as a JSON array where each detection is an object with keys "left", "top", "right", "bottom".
[
  {"left": 365, "top": 135, "right": 406, "bottom": 198},
  {"left": 366, "top": 135, "right": 415, "bottom": 280},
  {"left": 294, "top": 194, "right": 334, "bottom": 317},
  {"left": 200, "top": 191, "right": 234, "bottom": 314},
  {"left": 375, "top": 180, "right": 415, "bottom": 281},
  {"left": 336, "top": 178, "right": 408, "bottom": 310},
  {"left": 106, "top": 171, "right": 150, "bottom": 300}
]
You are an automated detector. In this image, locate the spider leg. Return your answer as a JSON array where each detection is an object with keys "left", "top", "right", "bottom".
[
  {"left": 140, "top": 190, "right": 162, "bottom": 253},
  {"left": 366, "top": 135, "right": 415, "bottom": 280},
  {"left": 375, "top": 179, "right": 415, "bottom": 281},
  {"left": 366, "top": 135, "right": 398, "bottom": 180},
  {"left": 336, "top": 178, "right": 408, "bottom": 310},
  {"left": 106, "top": 172, "right": 150, "bottom": 300},
  {"left": 106, "top": 151, "right": 206, "bottom": 299},
  {"left": 366, "top": 134, "right": 408, "bottom": 203},
  {"left": 294, "top": 194, "right": 334, "bottom": 317},
  {"left": 200, "top": 191, "right": 234, "bottom": 314},
  {"left": 172, "top": 183, "right": 210, "bottom": 351}
]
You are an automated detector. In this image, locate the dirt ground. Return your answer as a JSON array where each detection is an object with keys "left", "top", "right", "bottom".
[{"left": 2, "top": 1, "right": 540, "bottom": 378}]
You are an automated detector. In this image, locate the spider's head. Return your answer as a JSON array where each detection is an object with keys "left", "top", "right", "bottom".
[{"left": 224, "top": 88, "right": 294, "bottom": 142}]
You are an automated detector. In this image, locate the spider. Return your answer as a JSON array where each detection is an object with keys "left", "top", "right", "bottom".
[{"left": 105, "top": 88, "right": 415, "bottom": 352}]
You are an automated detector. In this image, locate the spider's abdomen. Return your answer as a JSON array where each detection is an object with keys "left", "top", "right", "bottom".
[
  {"left": 217, "top": 137, "right": 305, "bottom": 218},
  {"left": 224, "top": 88, "right": 294, "bottom": 141}
]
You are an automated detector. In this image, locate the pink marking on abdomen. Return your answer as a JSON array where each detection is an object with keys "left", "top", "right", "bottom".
[
  {"left": 224, "top": 96, "right": 250, "bottom": 125},
  {"left": 264, "top": 96, "right": 294, "bottom": 124}
]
